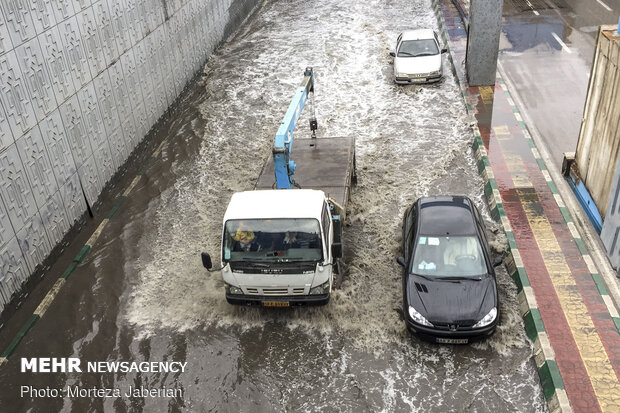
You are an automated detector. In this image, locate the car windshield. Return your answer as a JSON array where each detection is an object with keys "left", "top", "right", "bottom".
[
  {"left": 411, "top": 235, "right": 487, "bottom": 277},
  {"left": 398, "top": 39, "right": 439, "bottom": 57},
  {"left": 223, "top": 218, "right": 322, "bottom": 263}
]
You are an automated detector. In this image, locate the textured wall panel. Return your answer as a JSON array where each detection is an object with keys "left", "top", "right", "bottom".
[
  {"left": 40, "top": 189, "right": 69, "bottom": 245},
  {"left": 159, "top": 25, "right": 177, "bottom": 105},
  {"left": 76, "top": 6, "right": 106, "bottom": 77},
  {"left": 59, "top": 172, "right": 85, "bottom": 225},
  {"left": 15, "top": 37, "right": 58, "bottom": 122},
  {"left": 93, "top": 0, "right": 119, "bottom": 67},
  {"left": 144, "top": 0, "right": 164, "bottom": 34},
  {"left": 40, "top": 109, "right": 77, "bottom": 187},
  {"left": 0, "top": 196, "right": 15, "bottom": 248},
  {"left": 106, "top": 126, "right": 127, "bottom": 169},
  {"left": 77, "top": 154, "right": 101, "bottom": 205},
  {"left": 0, "top": 5, "right": 15, "bottom": 55},
  {"left": 72, "top": 0, "right": 93, "bottom": 13},
  {"left": 16, "top": 212, "right": 51, "bottom": 272},
  {"left": 38, "top": 26, "right": 77, "bottom": 104},
  {"left": 58, "top": 16, "right": 92, "bottom": 90},
  {"left": 93, "top": 69, "right": 120, "bottom": 136},
  {"left": 77, "top": 82, "right": 105, "bottom": 151},
  {"left": 107, "top": 59, "right": 135, "bottom": 142},
  {"left": 0, "top": 50, "right": 38, "bottom": 137},
  {"left": 59, "top": 93, "right": 92, "bottom": 167},
  {"left": 93, "top": 136, "right": 114, "bottom": 185},
  {"left": 1, "top": 0, "right": 36, "bottom": 48},
  {"left": 109, "top": 0, "right": 131, "bottom": 54},
  {"left": 30, "top": 0, "right": 57, "bottom": 35},
  {"left": 52, "top": 1, "right": 76, "bottom": 24},
  {"left": 0, "top": 99, "right": 14, "bottom": 152},
  {"left": 133, "top": 0, "right": 148, "bottom": 40},
  {"left": 0, "top": 236, "right": 28, "bottom": 306},
  {"left": 0, "top": 0, "right": 258, "bottom": 311},
  {"left": 15, "top": 126, "right": 57, "bottom": 209},
  {"left": 0, "top": 143, "right": 37, "bottom": 233}
]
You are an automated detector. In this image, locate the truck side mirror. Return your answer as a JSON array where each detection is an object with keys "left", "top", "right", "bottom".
[
  {"left": 331, "top": 243, "right": 342, "bottom": 259},
  {"left": 201, "top": 252, "right": 212, "bottom": 270},
  {"left": 396, "top": 257, "right": 406, "bottom": 267},
  {"left": 492, "top": 257, "right": 503, "bottom": 267},
  {"left": 441, "top": 48, "right": 448, "bottom": 53},
  {"left": 389, "top": 51, "right": 396, "bottom": 57}
]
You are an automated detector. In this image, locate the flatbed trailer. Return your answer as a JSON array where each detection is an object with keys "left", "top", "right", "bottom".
[{"left": 255, "top": 136, "right": 356, "bottom": 220}]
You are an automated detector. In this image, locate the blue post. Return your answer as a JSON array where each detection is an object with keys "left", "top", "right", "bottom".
[{"left": 617, "top": 16, "right": 620, "bottom": 35}]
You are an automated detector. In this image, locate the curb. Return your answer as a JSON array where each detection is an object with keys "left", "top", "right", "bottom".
[{"left": 431, "top": 1, "right": 572, "bottom": 411}]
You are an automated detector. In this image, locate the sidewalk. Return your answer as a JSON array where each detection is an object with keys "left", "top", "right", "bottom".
[{"left": 433, "top": 1, "right": 620, "bottom": 412}]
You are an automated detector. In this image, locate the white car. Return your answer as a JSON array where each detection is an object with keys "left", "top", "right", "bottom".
[{"left": 390, "top": 29, "right": 447, "bottom": 84}]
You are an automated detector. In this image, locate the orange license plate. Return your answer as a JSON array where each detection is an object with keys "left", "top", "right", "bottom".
[{"left": 263, "top": 301, "right": 290, "bottom": 307}]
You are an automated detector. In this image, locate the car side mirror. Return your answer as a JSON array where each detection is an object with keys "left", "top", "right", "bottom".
[
  {"left": 492, "top": 257, "right": 503, "bottom": 267},
  {"left": 441, "top": 48, "right": 448, "bottom": 53},
  {"left": 332, "top": 243, "right": 343, "bottom": 259},
  {"left": 389, "top": 51, "right": 396, "bottom": 57},
  {"left": 396, "top": 256, "right": 406, "bottom": 267},
  {"left": 201, "top": 252, "right": 212, "bottom": 270}
]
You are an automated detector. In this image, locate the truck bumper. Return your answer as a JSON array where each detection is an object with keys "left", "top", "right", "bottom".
[{"left": 226, "top": 293, "right": 330, "bottom": 307}]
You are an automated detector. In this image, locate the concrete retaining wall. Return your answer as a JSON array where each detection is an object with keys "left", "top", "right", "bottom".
[
  {"left": 0, "top": 0, "right": 258, "bottom": 309},
  {"left": 575, "top": 26, "right": 620, "bottom": 220}
]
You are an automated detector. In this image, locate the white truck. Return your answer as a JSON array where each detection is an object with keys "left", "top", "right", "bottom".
[{"left": 201, "top": 68, "right": 356, "bottom": 307}]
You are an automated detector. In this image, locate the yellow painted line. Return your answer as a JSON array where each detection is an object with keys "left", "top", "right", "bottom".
[
  {"left": 33, "top": 279, "right": 66, "bottom": 317},
  {"left": 86, "top": 219, "right": 109, "bottom": 247},
  {"left": 542, "top": 170, "right": 552, "bottom": 182},
  {"left": 122, "top": 175, "right": 142, "bottom": 197},
  {"left": 493, "top": 125, "right": 511, "bottom": 141},
  {"left": 479, "top": 86, "right": 494, "bottom": 104},
  {"left": 531, "top": 147, "right": 541, "bottom": 159},
  {"left": 500, "top": 215, "right": 512, "bottom": 232},
  {"left": 152, "top": 140, "right": 166, "bottom": 157},
  {"left": 522, "top": 196, "right": 620, "bottom": 412},
  {"left": 514, "top": 112, "right": 523, "bottom": 122},
  {"left": 505, "top": 154, "right": 533, "bottom": 188},
  {"left": 522, "top": 129, "right": 532, "bottom": 140},
  {"left": 553, "top": 193, "right": 566, "bottom": 208}
]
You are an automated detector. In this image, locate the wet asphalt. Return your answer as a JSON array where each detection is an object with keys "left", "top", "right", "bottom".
[{"left": 0, "top": 0, "right": 548, "bottom": 411}]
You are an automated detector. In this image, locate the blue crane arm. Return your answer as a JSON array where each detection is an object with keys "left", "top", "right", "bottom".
[{"left": 273, "top": 67, "right": 316, "bottom": 189}]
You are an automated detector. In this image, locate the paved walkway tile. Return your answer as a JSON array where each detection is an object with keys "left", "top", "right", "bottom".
[{"left": 435, "top": 1, "right": 620, "bottom": 411}]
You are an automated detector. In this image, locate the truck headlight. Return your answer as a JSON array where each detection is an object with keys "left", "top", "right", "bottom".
[
  {"left": 309, "top": 280, "right": 330, "bottom": 295},
  {"left": 408, "top": 306, "right": 433, "bottom": 327},
  {"left": 225, "top": 284, "right": 243, "bottom": 295},
  {"left": 473, "top": 307, "right": 497, "bottom": 328}
]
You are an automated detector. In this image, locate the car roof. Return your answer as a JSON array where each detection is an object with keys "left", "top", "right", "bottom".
[
  {"left": 416, "top": 196, "right": 477, "bottom": 236},
  {"left": 400, "top": 29, "right": 436, "bottom": 41},
  {"left": 224, "top": 189, "right": 325, "bottom": 222}
]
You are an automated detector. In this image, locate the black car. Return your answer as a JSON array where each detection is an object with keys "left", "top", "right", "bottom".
[{"left": 397, "top": 196, "right": 502, "bottom": 344}]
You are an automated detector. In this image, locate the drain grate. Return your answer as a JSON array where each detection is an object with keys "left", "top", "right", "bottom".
[{"left": 508, "top": 0, "right": 565, "bottom": 12}]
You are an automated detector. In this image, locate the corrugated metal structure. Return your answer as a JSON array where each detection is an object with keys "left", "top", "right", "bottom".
[
  {"left": 576, "top": 25, "right": 620, "bottom": 267},
  {"left": 0, "top": 0, "right": 258, "bottom": 310}
]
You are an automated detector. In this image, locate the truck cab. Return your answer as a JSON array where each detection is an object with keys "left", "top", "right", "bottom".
[{"left": 213, "top": 189, "right": 339, "bottom": 307}]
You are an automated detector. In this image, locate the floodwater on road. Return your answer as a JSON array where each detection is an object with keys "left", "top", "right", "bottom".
[{"left": 0, "top": 0, "right": 547, "bottom": 411}]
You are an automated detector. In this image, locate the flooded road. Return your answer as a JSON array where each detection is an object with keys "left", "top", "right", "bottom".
[{"left": 0, "top": 0, "right": 547, "bottom": 411}]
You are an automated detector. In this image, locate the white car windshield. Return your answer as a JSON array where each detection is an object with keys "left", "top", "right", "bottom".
[
  {"left": 411, "top": 235, "right": 487, "bottom": 277},
  {"left": 223, "top": 218, "right": 322, "bottom": 263},
  {"left": 398, "top": 39, "right": 439, "bottom": 57}
]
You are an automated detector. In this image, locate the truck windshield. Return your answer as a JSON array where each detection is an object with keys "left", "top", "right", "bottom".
[{"left": 223, "top": 218, "right": 323, "bottom": 263}]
